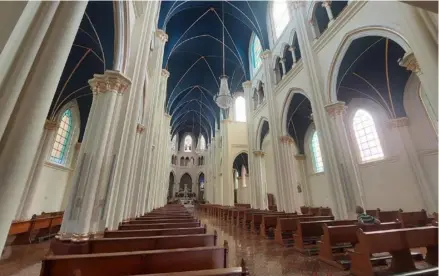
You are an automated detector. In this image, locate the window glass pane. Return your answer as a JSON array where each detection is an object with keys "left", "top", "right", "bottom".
[
  {"left": 310, "top": 131, "right": 324, "bottom": 173},
  {"left": 251, "top": 34, "right": 262, "bottom": 72},
  {"left": 199, "top": 135, "right": 206, "bottom": 150},
  {"left": 272, "top": 0, "right": 290, "bottom": 39},
  {"left": 49, "top": 109, "right": 73, "bottom": 165},
  {"left": 235, "top": 96, "right": 246, "bottom": 122},
  {"left": 353, "top": 109, "right": 384, "bottom": 162},
  {"left": 184, "top": 135, "right": 192, "bottom": 152}
]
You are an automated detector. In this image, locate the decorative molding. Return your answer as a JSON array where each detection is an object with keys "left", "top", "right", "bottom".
[
  {"left": 242, "top": 80, "right": 252, "bottom": 89},
  {"left": 260, "top": 49, "right": 271, "bottom": 59},
  {"left": 398, "top": 52, "right": 421, "bottom": 74},
  {"left": 88, "top": 70, "right": 131, "bottom": 94},
  {"left": 252, "top": 99, "right": 267, "bottom": 119},
  {"left": 325, "top": 101, "right": 346, "bottom": 118},
  {"left": 231, "top": 144, "right": 248, "bottom": 149},
  {"left": 274, "top": 60, "right": 304, "bottom": 95},
  {"left": 417, "top": 149, "right": 438, "bottom": 157},
  {"left": 358, "top": 155, "right": 399, "bottom": 168},
  {"left": 253, "top": 150, "right": 265, "bottom": 157},
  {"left": 161, "top": 69, "right": 170, "bottom": 78},
  {"left": 44, "top": 119, "right": 58, "bottom": 130},
  {"left": 155, "top": 29, "right": 168, "bottom": 42},
  {"left": 221, "top": 119, "right": 233, "bottom": 124},
  {"left": 387, "top": 117, "right": 409, "bottom": 129},
  {"left": 279, "top": 135, "right": 294, "bottom": 145},
  {"left": 44, "top": 161, "right": 73, "bottom": 172},
  {"left": 294, "top": 154, "right": 306, "bottom": 160},
  {"left": 136, "top": 123, "right": 145, "bottom": 134}
]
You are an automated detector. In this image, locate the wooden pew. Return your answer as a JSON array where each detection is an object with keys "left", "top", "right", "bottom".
[
  {"left": 133, "top": 259, "right": 249, "bottom": 276},
  {"left": 136, "top": 216, "right": 193, "bottom": 221},
  {"left": 366, "top": 208, "right": 399, "bottom": 223},
  {"left": 274, "top": 216, "right": 334, "bottom": 246},
  {"left": 119, "top": 222, "right": 200, "bottom": 230},
  {"left": 318, "top": 222, "right": 402, "bottom": 269},
  {"left": 294, "top": 220, "right": 357, "bottom": 253},
  {"left": 300, "top": 206, "right": 309, "bottom": 215},
  {"left": 398, "top": 209, "right": 431, "bottom": 228},
  {"left": 41, "top": 245, "right": 230, "bottom": 276},
  {"left": 8, "top": 215, "right": 63, "bottom": 244},
  {"left": 349, "top": 226, "right": 438, "bottom": 275},
  {"left": 83, "top": 234, "right": 217, "bottom": 254},
  {"left": 104, "top": 227, "right": 207, "bottom": 238},
  {"left": 250, "top": 212, "right": 283, "bottom": 234},
  {"left": 259, "top": 213, "right": 298, "bottom": 238},
  {"left": 127, "top": 219, "right": 198, "bottom": 224}
]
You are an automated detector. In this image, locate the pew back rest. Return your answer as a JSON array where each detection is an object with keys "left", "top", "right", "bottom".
[
  {"left": 398, "top": 210, "right": 429, "bottom": 227},
  {"left": 377, "top": 210, "right": 399, "bottom": 222},
  {"left": 357, "top": 226, "right": 438, "bottom": 253},
  {"left": 104, "top": 228, "right": 206, "bottom": 238},
  {"left": 298, "top": 220, "right": 357, "bottom": 238}
]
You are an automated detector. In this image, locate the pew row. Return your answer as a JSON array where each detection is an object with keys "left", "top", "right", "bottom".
[
  {"left": 41, "top": 245, "right": 230, "bottom": 276},
  {"left": 349, "top": 226, "right": 438, "bottom": 275},
  {"left": 104, "top": 226, "right": 207, "bottom": 238},
  {"left": 119, "top": 222, "right": 200, "bottom": 230}
]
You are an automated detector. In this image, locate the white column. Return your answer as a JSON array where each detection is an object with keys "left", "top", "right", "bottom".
[
  {"left": 59, "top": 71, "right": 131, "bottom": 241},
  {"left": 294, "top": 154, "right": 312, "bottom": 206},
  {"left": 0, "top": 2, "right": 60, "bottom": 139},
  {"left": 389, "top": 117, "right": 436, "bottom": 212},
  {"left": 279, "top": 136, "right": 300, "bottom": 212},
  {"left": 322, "top": 1, "right": 334, "bottom": 25},
  {"left": 127, "top": 124, "right": 145, "bottom": 219},
  {"left": 292, "top": 2, "right": 349, "bottom": 218},
  {"left": 0, "top": 1, "right": 87, "bottom": 254},
  {"left": 221, "top": 120, "right": 233, "bottom": 206},
  {"left": 253, "top": 151, "right": 267, "bottom": 209},
  {"left": 260, "top": 50, "right": 288, "bottom": 212},
  {"left": 280, "top": 59, "right": 287, "bottom": 78},
  {"left": 19, "top": 120, "right": 57, "bottom": 219}
]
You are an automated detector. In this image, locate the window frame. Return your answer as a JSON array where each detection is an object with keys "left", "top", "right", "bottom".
[
  {"left": 249, "top": 33, "right": 263, "bottom": 77},
  {"left": 310, "top": 130, "right": 324, "bottom": 173},
  {"left": 271, "top": 0, "right": 291, "bottom": 41},
  {"left": 184, "top": 135, "right": 193, "bottom": 152},
  {"left": 234, "top": 95, "right": 247, "bottom": 122}
]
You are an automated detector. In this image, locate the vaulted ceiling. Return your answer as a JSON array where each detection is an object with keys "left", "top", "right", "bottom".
[{"left": 158, "top": 1, "right": 269, "bottom": 143}]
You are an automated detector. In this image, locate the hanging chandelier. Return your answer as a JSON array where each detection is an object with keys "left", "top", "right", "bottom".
[{"left": 214, "top": 3, "right": 233, "bottom": 109}]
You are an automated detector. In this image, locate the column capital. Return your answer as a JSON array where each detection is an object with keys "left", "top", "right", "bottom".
[
  {"left": 398, "top": 52, "right": 421, "bottom": 74},
  {"left": 253, "top": 150, "right": 265, "bottom": 157},
  {"left": 89, "top": 70, "right": 131, "bottom": 94},
  {"left": 387, "top": 117, "right": 409, "bottom": 129},
  {"left": 221, "top": 119, "right": 233, "bottom": 124},
  {"left": 155, "top": 29, "right": 168, "bottom": 42},
  {"left": 161, "top": 69, "right": 170, "bottom": 78},
  {"left": 279, "top": 135, "right": 294, "bottom": 145},
  {"left": 137, "top": 123, "right": 145, "bottom": 134},
  {"left": 237, "top": 176, "right": 242, "bottom": 180},
  {"left": 322, "top": 1, "right": 332, "bottom": 8},
  {"left": 44, "top": 119, "right": 58, "bottom": 130},
  {"left": 288, "top": 47, "right": 296, "bottom": 52},
  {"left": 294, "top": 154, "right": 306, "bottom": 160},
  {"left": 242, "top": 80, "right": 252, "bottom": 89},
  {"left": 260, "top": 50, "right": 272, "bottom": 60},
  {"left": 164, "top": 113, "right": 171, "bottom": 120},
  {"left": 75, "top": 142, "right": 82, "bottom": 151},
  {"left": 325, "top": 101, "right": 346, "bottom": 118}
]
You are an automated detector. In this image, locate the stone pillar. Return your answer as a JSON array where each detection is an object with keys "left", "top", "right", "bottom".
[
  {"left": 325, "top": 102, "right": 364, "bottom": 215},
  {"left": 0, "top": 1, "right": 87, "bottom": 254},
  {"left": 292, "top": 2, "right": 349, "bottom": 218},
  {"left": 388, "top": 117, "right": 436, "bottom": 211},
  {"left": 253, "top": 151, "right": 267, "bottom": 209},
  {"left": 289, "top": 47, "right": 297, "bottom": 65},
  {"left": 260, "top": 50, "right": 288, "bottom": 212},
  {"left": 294, "top": 154, "right": 311, "bottom": 206},
  {"left": 322, "top": 1, "right": 334, "bottom": 25},
  {"left": 308, "top": 20, "right": 319, "bottom": 40},
  {"left": 221, "top": 120, "right": 233, "bottom": 206},
  {"left": 0, "top": 2, "right": 60, "bottom": 139},
  {"left": 279, "top": 136, "right": 302, "bottom": 212},
  {"left": 58, "top": 71, "right": 131, "bottom": 242},
  {"left": 127, "top": 124, "right": 145, "bottom": 219},
  {"left": 19, "top": 120, "right": 58, "bottom": 219}
]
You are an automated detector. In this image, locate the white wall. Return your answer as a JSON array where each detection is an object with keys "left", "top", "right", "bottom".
[
  {"left": 262, "top": 135, "right": 278, "bottom": 205},
  {"left": 0, "top": 1, "right": 27, "bottom": 52}
]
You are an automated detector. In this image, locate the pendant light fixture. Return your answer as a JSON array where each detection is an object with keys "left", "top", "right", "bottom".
[{"left": 214, "top": 2, "right": 233, "bottom": 109}]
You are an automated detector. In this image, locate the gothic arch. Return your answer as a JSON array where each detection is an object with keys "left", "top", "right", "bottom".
[
  {"left": 280, "top": 88, "right": 311, "bottom": 136},
  {"left": 326, "top": 26, "right": 412, "bottom": 104},
  {"left": 255, "top": 117, "right": 270, "bottom": 150}
]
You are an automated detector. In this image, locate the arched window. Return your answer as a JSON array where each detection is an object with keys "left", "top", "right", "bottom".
[
  {"left": 184, "top": 135, "right": 192, "bottom": 152},
  {"left": 250, "top": 33, "right": 262, "bottom": 73},
  {"left": 50, "top": 109, "right": 73, "bottom": 165},
  {"left": 235, "top": 96, "right": 246, "bottom": 122},
  {"left": 353, "top": 109, "right": 384, "bottom": 162},
  {"left": 199, "top": 135, "right": 206, "bottom": 151},
  {"left": 272, "top": 0, "right": 290, "bottom": 39},
  {"left": 310, "top": 131, "right": 324, "bottom": 173}
]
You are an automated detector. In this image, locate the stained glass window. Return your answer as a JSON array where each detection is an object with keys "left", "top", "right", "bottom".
[
  {"left": 50, "top": 109, "right": 73, "bottom": 165},
  {"left": 184, "top": 135, "right": 192, "bottom": 152},
  {"left": 310, "top": 131, "right": 324, "bottom": 173},
  {"left": 250, "top": 33, "right": 262, "bottom": 72},
  {"left": 235, "top": 96, "right": 246, "bottom": 122},
  {"left": 353, "top": 109, "right": 384, "bottom": 162},
  {"left": 199, "top": 135, "right": 206, "bottom": 150},
  {"left": 272, "top": 0, "right": 290, "bottom": 39}
]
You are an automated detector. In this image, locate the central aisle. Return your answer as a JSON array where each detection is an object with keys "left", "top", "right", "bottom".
[{"left": 197, "top": 212, "right": 348, "bottom": 276}]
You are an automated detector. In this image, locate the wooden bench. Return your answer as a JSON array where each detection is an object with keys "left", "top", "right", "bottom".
[
  {"left": 119, "top": 222, "right": 200, "bottom": 230},
  {"left": 235, "top": 204, "right": 251, "bottom": 208},
  {"left": 294, "top": 220, "right": 357, "bottom": 253},
  {"left": 349, "top": 226, "right": 438, "bottom": 275},
  {"left": 274, "top": 216, "right": 334, "bottom": 246},
  {"left": 398, "top": 209, "right": 431, "bottom": 228},
  {"left": 8, "top": 215, "right": 63, "bottom": 245},
  {"left": 133, "top": 259, "right": 249, "bottom": 276},
  {"left": 259, "top": 214, "right": 299, "bottom": 238},
  {"left": 41, "top": 245, "right": 230, "bottom": 276},
  {"left": 104, "top": 227, "right": 207, "bottom": 238},
  {"left": 127, "top": 219, "right": 198, "bottom": 224},
  {"left": 136, "top": 216, "right": 193, "bottom": 221},
  {"left": 366, "top": 208, "right": 399, "bottom": 223},
  {"left": 319, "top": 222, "right": 402, "bottom": 269},
  {"left": 78, "top": 234, "right": 217, "bottom": 254},
  {"left": 250, "top": 212, "right": 283, "bottom": 234}
]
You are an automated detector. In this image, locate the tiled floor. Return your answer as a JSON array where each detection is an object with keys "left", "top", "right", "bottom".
[{"left": 0, "top": 241, "right": 48, "bottom": 276}]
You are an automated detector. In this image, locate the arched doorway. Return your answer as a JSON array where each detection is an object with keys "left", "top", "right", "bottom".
[
  {"left": 168, "top": 172, "right": 175, "bottom": 200},
  {"left": 232, "top": 152, "right": 249, "bottom": 204},
  {"left": 180, "top": 173, "right": 192, "bottom": 192},
  {"left": 198, "top": 173, "right": 205, "bottom": 201}
]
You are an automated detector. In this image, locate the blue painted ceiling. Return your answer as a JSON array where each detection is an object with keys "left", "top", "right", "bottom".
[
  {"left": 49, "top": 1, "right": 114, "bottom": 141},
  {"left": 159, "top": 1, "right": 269, "bottom": 143}
]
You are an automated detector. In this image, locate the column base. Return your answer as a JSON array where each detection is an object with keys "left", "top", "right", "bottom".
[{"left": 50, "top": 239, "right": 89, "bottom": 255}]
